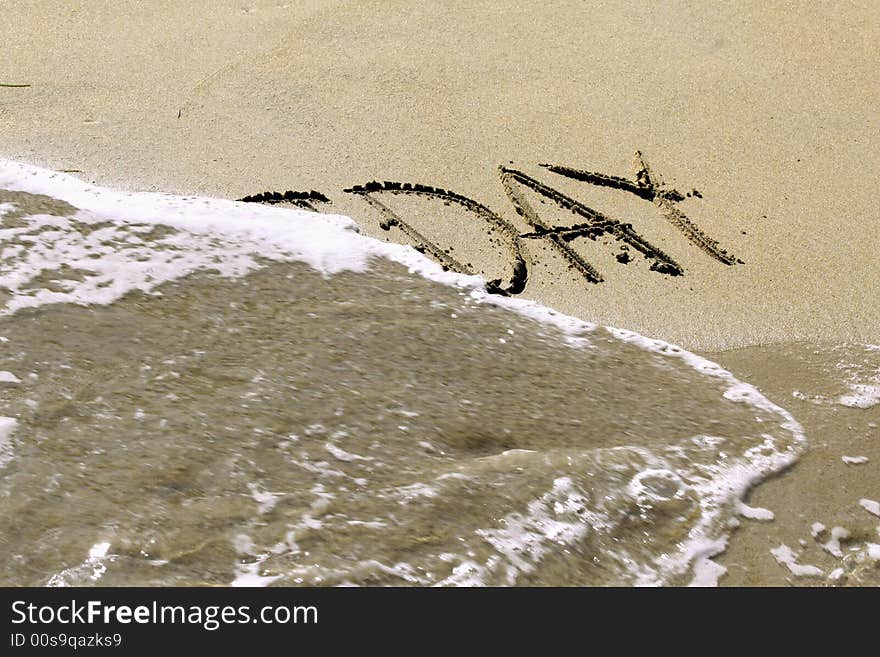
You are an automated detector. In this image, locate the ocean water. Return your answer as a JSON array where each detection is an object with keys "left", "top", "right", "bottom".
[
  {"left": 0, "top": 160, "right": 806, "bottom": 586},
  {"left": 713, "top": 340, "right": 880, "bottom": 587}
]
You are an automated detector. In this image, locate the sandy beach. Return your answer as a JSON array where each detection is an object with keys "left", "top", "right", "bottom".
[{"left": 1, "top": 1, "right": 878, "bottom": 585}]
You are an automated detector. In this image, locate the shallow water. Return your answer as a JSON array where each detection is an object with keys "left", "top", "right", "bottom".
[
  {"left": 713, "top": 342, "right": 880, "bottom": 587},
  {"left": 0, "top": 179, "right": 804, "bottom": 586}
]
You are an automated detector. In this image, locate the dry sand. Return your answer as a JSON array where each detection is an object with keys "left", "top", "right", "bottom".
[{"left": 1, "top": 0, "right": 878, "bottom": 585}]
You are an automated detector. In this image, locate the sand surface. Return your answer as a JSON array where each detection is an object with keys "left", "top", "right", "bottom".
[
  {"left": 1, "top": 1, "right": 878, "bottom": 585},
  {"left": 2, "top": 0, "right": 878, "bottom": 350}
]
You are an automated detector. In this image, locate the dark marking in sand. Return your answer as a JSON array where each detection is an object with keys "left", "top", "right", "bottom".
[
  {"left": 500, "top": 166, "right": 683, "bottom": 281},
  {"left": 0, "top": 83, "right": 31, "bottom": 88},
  {"left": 238, "top": 151, "right": 741, "bottom": 293},
  {"left": 237, "top": 189, "right": 332, "bottom": 212},
  {"left": 540, "top": 152, "right": 740, "bottom": 266},
  {"left": 343, "top": 181, "right": 527, "bottom": 295}
]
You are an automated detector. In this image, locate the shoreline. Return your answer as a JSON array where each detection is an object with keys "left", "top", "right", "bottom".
[{"left": 709, "top": 343, "right": 879, "bottom": 586}]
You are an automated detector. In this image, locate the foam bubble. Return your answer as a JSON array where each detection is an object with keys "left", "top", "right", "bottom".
[
  {"left": 838, "top": 385, "right": 880, "bottom": 409},
  {"left": 47, "top": 541, "right": 113, "bottom": 586},
  {"left": 859, "top": 499, "right": 880, "bottom": 518},
  {"left": 821, "top": 527, "right": 850, "bottom": 558},
  {"left": 324, "top": 443, "right": 373, "bottom": 463},
  {"left": 441, "top": 477, "right": 594, "bottom": 586},
  {"left": 690, "top": 556, "right": 728, "bottom": 587},
  {"left": 0, "top": 416, "right": 17, "bottom": 468},
  {"left": 0, "top": 371, "right": 21, "bottom": 385},
  {"left": 735, "top": 501, "right": 775, "bottom": 521},
  {"left": 770, "top": 544, "right": 823, "bottom": 578},
  {"left": 247, "top": 483, "right": 282, "bottom": 515},
  {"left": 88, "top": 541, "right": 111, "bottom": 559}
]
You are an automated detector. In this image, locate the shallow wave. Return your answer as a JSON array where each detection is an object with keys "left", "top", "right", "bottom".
[
  {"left": 0, "top": 160, "right": 804, "bottom": 586},
  {"left": 788, "top": 344, "right": 880, "bottom": 410}
]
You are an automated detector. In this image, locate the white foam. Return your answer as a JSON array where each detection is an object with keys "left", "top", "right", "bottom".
[
  {"left": 440, "top": 477, "right": 597, "bottom": 586},
  {"left": 230, "top": 568, "right": 283, "bottom": 587},
  {"left": 841, "top": 455, "right": 869, "bottom": 465},
  {"left": 770, "top": 544, "right": 823, "bottom": 578},
  {"left": 88, "top": 541, "right": 111, "bottom": 559},
  {"left": 735, "top": 501, "right": 775, "bottom": 521},
  {"left": 859, "top": 499, "right": 880, "bottom": 518},
  {"left": 324, "top": 443, "right": 372, "bottom": 463},
  {"left": 0, "top": 416, "right": 17, "bottom": 467},
  {"left": 792, "top": 390, "right": 828, "bottom": 405},
  {"left": 247, "top": 483, "right": 281, "bottom": 514},
  {"left": 689, "top": 557, "right": 728, "bottom": 587},
  {"left": 0, "top": 371, "right": 21, "bottom": 385},
  {"left": 47, "top": 541, "right": 113, "bottom": 586},
  {"left": 0, "top": 416, "right": 17, "bottom": 441},
  {"left": 0, "top": 158, "right": 485, "bottom": 314},
  {"left": 603, "top": 332, "right": 805, "bottom": 586},
  {"left": 346, "top": 520, "right": 388, "bottom": 529},
  {"left": 230, "top": 533, "right": 284, "bottom": 587},
  {"left": 821, "top": 526, "right": 850, "bottom": 558},
  {"left": 395, "top": 482, "right": 438, "bottom": 503},
  {"left": 838, "top": 384, "right": 880, "bottom": 409}
]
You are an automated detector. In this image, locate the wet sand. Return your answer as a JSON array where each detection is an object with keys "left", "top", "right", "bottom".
[
  {"left": 1, "top": 1, "right": 878, "bottom": 584},
  {"left": 712, "top": 345, "right": 879, "bottom": 586}
]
